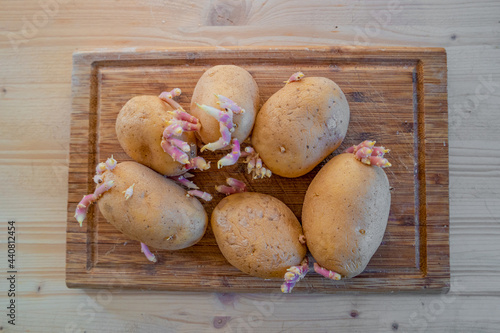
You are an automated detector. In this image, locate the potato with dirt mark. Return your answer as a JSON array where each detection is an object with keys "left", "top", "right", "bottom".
[
  {"left": 252, "top": 76, "right": 350, "bottom": 178},
  {"left": 211, "top": 192, "right": 306, "bottom": 279},
  {"left": 302, "top": 143, "right": 391, "bottom": 278},
  {"left": 97, "top": 161, "right": 208, "bottom": 250},
  {"left": 190, "top": 65, "right": 260, "bottom": 146},
  {"left": 116, "top": 95, "right": 197, "bottom": 176}
]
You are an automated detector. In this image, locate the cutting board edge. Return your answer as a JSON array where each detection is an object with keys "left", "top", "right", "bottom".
[{"left": 66, "top": 46, "right": 449, "bottom": 293}]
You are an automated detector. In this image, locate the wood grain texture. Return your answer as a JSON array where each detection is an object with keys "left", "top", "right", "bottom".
[
  {"left": 66, "top": 46, "right": 449, "bottom": 293},
  {"left": 1, "top": 0, "right": 499, "bottom": 332}
]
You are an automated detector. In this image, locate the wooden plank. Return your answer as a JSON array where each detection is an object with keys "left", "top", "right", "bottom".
[{"left": 66, "top": 46, "right": 449, "bottom": 293}]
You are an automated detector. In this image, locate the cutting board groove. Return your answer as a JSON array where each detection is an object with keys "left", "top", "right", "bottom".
[{"left": 67, "top": 46, "right": 449, "bottom": 293}]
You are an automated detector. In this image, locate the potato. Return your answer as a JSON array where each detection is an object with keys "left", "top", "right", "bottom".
[
  {"left": 98, "top": 161, "right": 208, "bottom": 250},
  {"left": 252, "top": 77, "right": 350, "bottom": 178},
  {"left": 302, "top": 153, "right": 391, "bottom": 278},
  {"left": 116, "top": 95, "right": 196, "bottom": 176},
  {"left": 211, "top": 192, "right": 306, "bottom": 279},
  {"left": 190, "top": 65, "right": 260, "bottom": 145}
]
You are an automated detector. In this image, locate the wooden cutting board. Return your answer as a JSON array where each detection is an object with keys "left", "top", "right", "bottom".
[{"left": 67, "top": 46, "right": 449, "bottom": 293}]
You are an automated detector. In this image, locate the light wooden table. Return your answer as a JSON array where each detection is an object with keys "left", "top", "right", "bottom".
[{"left": 1, "top": 1, "right": 499, "bottom": 332}]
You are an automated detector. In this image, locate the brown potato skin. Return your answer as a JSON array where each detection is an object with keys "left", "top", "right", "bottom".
[
  {"left": 190, "top": 65, "right": 260, "bottom": 145},
  {"left": 252, "top": 77, "right": 350, "bottom": 178},
  {"left": 302, "top": 153, "right": 390, "bottom": 278},
  {"left": 116, "top": 95, "right": 196, "bottom": 176},
  {"left": 211, "top": 192, "right": 306, "bottom": 279},
  {"left": 98, "top": 162, "right": 208, "bottom": 250}
]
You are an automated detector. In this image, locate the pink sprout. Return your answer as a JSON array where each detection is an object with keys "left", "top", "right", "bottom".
[
  {"left": 159, "top": 88, "right": 181, "bottom": 100},
  {"left": 345, "top": 140, "right": 391, "bottom": 168},
  {"left": 93, "top": 174, "right": 104, "bottom": 184},
  {"left": 201, "top": 122, "right": 232, "bottom": 152},
  {"left": 74, "top": 180, "right": 114, "bottom": 227},
  {"left": 226, "top": 178, "right": 246, "bottom": 191},
  {"left": 183, "top": 157, "right": 210, "bottom": 171},
  {"left": 216, "top": 177, "right": 247, "bottom": 195},
  {"left": 215, "top": 94, "right": 245, "bottom": 114},
  {"left": 217, "top": 138, "right": 241, "bottom": 169},
  {"left": 105, "top": 155, "right": 117, "bottom": 171},
  {"left": 123, "top": 183, "right": 135, "bottom": 200},
  {"left": 161, "top": 138, "right": 190, "bottom": 165},
  {"left": 160, "top": 98, "right": 202, "bottom": 165},
  {"left": 284, "top": 71, "right": 304, "bottom": 84},
  {"left": 281, "top": 257, "right": 309, "bottom": 293},
  {"left": 169, "top": 109, "right": 199, "bottom": 124},
  {"left": 95, "top": 162, "right": 107, "bottom": 175},
  {"left": 187, "top": 190, "right": 213, "bottom": 202},
  {"left": 140, "top": 242, "right": 157, "bottom": 263},
  {"left": 170, "top": 175, "right": 199, "bottom": 190},
  {"left": 241, "top": 146, "right": 272, "bottom": 179},
  {"left": 313, "top": 262, "right": 341, "bottom": 281},
  {"left": 298, "top": 235, "right": 306, "bottom": 245},
  {"left": 215, "top": 185, "right": 239, "bottom": 195},
  {"left": 159, "top": 89, "right": 183, "bottom": 110},
  {"left": 197, "top": 103, "right": 235, "bottom": 151}
]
